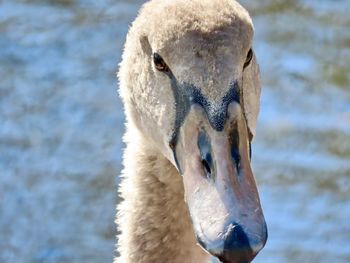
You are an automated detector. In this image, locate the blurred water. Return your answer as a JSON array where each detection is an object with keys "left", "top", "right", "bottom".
[{"left": 0, "top": 0, "right": 349, "bottom": 263}]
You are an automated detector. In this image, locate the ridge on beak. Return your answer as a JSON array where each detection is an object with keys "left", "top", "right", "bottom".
[{"left": 174, "top": 102, "right": 267, "bottom": 263}]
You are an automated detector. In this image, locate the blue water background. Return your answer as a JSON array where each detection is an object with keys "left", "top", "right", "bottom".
[{"left": 0, "top": 0, "right": 349, "bottom": 262}]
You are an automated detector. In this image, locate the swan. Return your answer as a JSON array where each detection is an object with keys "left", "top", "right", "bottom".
[{"left": 115, "top": 0, "right": 267, "bottom": 262}]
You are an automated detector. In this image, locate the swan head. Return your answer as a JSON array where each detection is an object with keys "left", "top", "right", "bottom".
[{"left": 119, "top": 0, "right": 267, "bottom": 262}]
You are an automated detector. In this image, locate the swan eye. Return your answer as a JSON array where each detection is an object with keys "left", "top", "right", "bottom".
[
  {"left": 243, "top": 48, "right": 253, "bottom": 69},
  {"left": 153, "top": 53, "right": 169, "bottom": 72}
]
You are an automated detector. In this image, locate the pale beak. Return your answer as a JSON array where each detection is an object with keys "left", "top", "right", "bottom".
[{"left": 174, "top": 103, "right": 267, "bottom": 263}]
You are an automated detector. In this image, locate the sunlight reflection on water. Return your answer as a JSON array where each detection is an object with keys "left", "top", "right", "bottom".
[{"left": 0, "top": 0, "right": 349, "bottom": 262}]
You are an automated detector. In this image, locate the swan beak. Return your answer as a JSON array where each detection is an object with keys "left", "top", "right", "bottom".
[{"left": 174, "top": 103, "right": 267, "bottom": 263}]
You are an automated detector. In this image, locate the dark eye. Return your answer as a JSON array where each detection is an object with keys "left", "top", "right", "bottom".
[
  {"left": 153, "top": 53, "right": 169, "bottom": 72},
  {"left": 243, "top": 48, "right": 253, "bottom": 69}
]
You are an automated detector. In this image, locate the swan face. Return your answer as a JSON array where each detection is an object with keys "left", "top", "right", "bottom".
[{"left": 119, "top": 0, "right": 266, "bottom": 262}]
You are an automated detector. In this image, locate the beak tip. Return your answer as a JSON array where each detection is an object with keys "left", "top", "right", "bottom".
[{"left": 195, "top": 223, "right": 267, "bottom": 263}]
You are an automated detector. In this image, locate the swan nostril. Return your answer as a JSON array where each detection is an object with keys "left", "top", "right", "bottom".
[
  {"left": 230, "top": 124, "right": 241, "bottom": 172},
  {"left": 198, "top": 130, "right": 214, "bottom": 179},
  {"left": 201, "top": 157, "right": 211, "bottom": 175},
  {"left": 231, "top": 147, "right": 241, "bottom": 171}
]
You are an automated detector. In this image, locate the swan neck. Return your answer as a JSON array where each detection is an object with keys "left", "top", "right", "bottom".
[{"left": 116, "top": 135, "right": 210, "bottom": 263}]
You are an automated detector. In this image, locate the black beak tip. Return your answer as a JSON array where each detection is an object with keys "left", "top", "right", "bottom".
[{"left": 197, "top": 224, "right": 266, "bottom": 263}]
